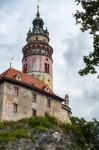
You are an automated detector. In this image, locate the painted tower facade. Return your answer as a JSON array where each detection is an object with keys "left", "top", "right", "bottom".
[{"left": 22, "top": 6, "right": 53, "bottom": 90}]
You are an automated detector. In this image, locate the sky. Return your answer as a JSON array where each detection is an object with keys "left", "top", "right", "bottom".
[{"left": 0, "top": 0, "right": 99, "bottom": 120}]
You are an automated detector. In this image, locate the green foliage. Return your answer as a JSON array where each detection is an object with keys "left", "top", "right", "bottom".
[
  {"left": 0, "top": 122, "right": 4, "bottom": 129},
  {"left": 31, "top": 136, "right": 37, "bottom": 143},
  {"left": 60, "top": 123, "right": 75, "bottom": 133},
  {"left": 74, "top": 0, "right": 99, "bottom": 76},
  {"left": 71, "top": 117, "right": 99, "bottom": 150},
  {"left": 60, "top": 122, "right": 86, "bottom": 147},
  {"left": 29, "top": 115, "right": 57, "bottom": 129},
  {"left": 33, "top": 126, "right": 48, "bottom": 132},
  {"left": 45, "top": 113, "right": 57, "bottom": 125},
  {"left": 0, "top": 128, "right": 28, "bottom": 143},
  {"left": 11, "top": 128, "right": 28, "bottom": 138},
  {"left": 38, "top": 145, "right": 45, "bottom": 150}
]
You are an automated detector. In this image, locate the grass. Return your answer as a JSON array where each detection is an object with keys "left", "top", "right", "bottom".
[
  {"left": 33, "top": 126, "right": 48, "bottom": 132},
  {"left": 0, "top": 128, "right": 28, "bottom": 143},
  {"left": 0, "top": 122, "right": 4, "bottom": 129},
  {"left": 29, "top": 114, "right": 57, "bottom": 129}
]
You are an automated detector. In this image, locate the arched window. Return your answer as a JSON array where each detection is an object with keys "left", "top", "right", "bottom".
[
  {"left": 23, "top": 64, "right": 27, "bottom": 73},
  {"left": 36, "top": 36, "right": 38, "bottom": 40},
  {"left": 45, "top": 63, "right": 50, "bottom": 73}
]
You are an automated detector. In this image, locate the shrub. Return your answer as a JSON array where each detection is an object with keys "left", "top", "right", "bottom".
[
  {"left": 38, "top": 145, "right": 45, "bottom": 150},
  {"left": 0, "top": 122, "right": 4, "bottom": 129},
  {"left": 60, "top": 123, "right": 76, "bottom": 134},
  {"left": 60, "top": 122, "right": 86, "bottom": 147},
  {"left": 29, "top": 116, "right": 54, "bottom": 129},
  {"left": 12, "top": 128, "right": 28, "bottom": 138},
  {"left": 0, "top": 128, "right": 28, "bottom": 143},
  {"left": 0, "top": 132, "right": 16, "bottom": 143},
  {"left": 45, "top": 114, "right": 57, "bottom": 125},
  {"left": 33, "top": 126, "right": 48, "bottom": 132}
]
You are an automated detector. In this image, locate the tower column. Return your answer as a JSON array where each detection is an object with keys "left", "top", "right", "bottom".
[{"left": 22, "top": 6, "right": 53, "bottom": 90}]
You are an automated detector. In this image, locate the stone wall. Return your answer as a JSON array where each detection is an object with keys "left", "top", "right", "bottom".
[
  {"left": 1, "top": 81, "right": 70, "bottom": 123},
  {"left": 0, "top": 83, "right": 4, "bottom": 119},
  {"left": 28, "top": 34, "right": 49, "bottom": 43},
  {"left": 2, "top": 82, "right": 33, "bottom": 121},
  {"left": 23, "top": 55, "right": 53, "bottom": 89}
]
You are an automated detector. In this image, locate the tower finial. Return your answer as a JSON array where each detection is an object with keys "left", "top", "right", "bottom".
[
  {"left": 36, "top": 0, "right": 41, "bottom": 17},
  {"left": 36, "top": 0, "right": 41, "bottom": 6},
  {"left": 10, "top": 58, "right": 14, "bottom": 68}
]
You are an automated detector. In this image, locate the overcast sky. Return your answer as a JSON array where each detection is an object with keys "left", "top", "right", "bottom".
[{"left": 0, "top": 0, "right": 99, "bottom": 120}]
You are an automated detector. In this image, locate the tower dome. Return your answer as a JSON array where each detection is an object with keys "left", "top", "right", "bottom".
[
  {"left": 32, "top": 6, "right": 45, "bottom": 34},
  {"left": 33, "top": 6, "right": 44, "bottom": 28}
]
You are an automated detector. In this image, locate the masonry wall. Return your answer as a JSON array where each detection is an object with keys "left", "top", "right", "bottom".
[
  {"left": 2, "top": 82, "right": 33, "bottom": 121},
  {"left": 1, "top": 81, "right": 70, "bottom": 123},
  {"left": 0, "top": 83, "right": 4, "bottom": 120}
]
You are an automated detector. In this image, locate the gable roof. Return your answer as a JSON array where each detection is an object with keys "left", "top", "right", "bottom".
[
  {"left": 0, "top": 68, "right": 72, "bottom": 113},
  {"left": 0, "top": 67, "right": 52, "bottom": 93}
]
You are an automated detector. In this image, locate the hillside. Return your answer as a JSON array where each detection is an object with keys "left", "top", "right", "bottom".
[{"left": 0, "top": 115, "right": 99, "bottom": 150}]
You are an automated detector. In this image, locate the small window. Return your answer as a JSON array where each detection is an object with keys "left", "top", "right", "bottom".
[
  {"left": 13, "top": 103, "right": 18, "bottom": 113},
  {"left": 15, "top": 87, "right": 19, "bottom": 96},
  {"left": 45, "top": 63, "right": 50, "bottom": 74},
  {"left": 36, "top": 37, "right": 38, "bottom": 40},
  {"left": 32, "top": 109, "right": 36, "bottom": 116},
  {"left": 32, "top": 93, "right": 37, "bottom": 102},
  {"left": 23, "top": 64, "right": 27, "bottom": 73},
  {"left": 47, "top": 99, "right": 51, "bottom": 108}
]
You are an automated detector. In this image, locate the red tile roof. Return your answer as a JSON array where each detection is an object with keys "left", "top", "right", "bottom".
[
  {"left": 0, "top": 67, "right": 53, "bottom": 93},
  {"left": 0, "top": 68, "right": 72, "bottom": 112}
]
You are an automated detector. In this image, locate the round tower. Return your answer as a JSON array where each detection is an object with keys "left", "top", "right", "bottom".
[{"left": 22, "top": 6, "right": 53, "bottom": 90}]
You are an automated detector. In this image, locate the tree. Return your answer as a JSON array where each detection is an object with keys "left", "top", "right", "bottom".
[
  {"left": 74, "top": 0, "right": 99, "bottom": 77},
  {"left": 71, "top": 117, "right": 99, "bottom": 150}
]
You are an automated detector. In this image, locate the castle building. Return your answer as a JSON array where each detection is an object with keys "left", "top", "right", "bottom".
[{"left": 0, "top": 5, "right": 72, "bottom": 123}]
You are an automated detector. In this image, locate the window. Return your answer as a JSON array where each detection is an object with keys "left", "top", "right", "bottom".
[
  {"left": 32, "top": 93, "right": 37, "bottom": 102},
  {"left": 15, "top": 87, "right": 19, "bottom": 96},
  {"left": 48, "top": 64, "right": 49, "bottom": 73},
  {"left": 23, "top": 64, "right": 27, "bottom": 73},
  {"left": 36, "top": 36, "right": 38, "bottom": 40},
  {"left": 45, "top": 63, "right": 50, "bottom": 74},
  {"left": 32, "top": 109, "right": 36, "bottom": 116},
  {"left": 47, "top": 99, "right": 51, "bottom": 108},
  {"left": 13, "top": 103, "right": 18, "bottom": 113}
]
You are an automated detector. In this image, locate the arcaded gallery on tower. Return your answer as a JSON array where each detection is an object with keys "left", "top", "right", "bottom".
[{"left": 0, "top": 5, "right": 71, "bottom": 123}]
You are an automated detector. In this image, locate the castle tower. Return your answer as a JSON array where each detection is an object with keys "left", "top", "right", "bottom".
[{"left": 22, "top": 6, "right": 53, "bottom": 90}]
